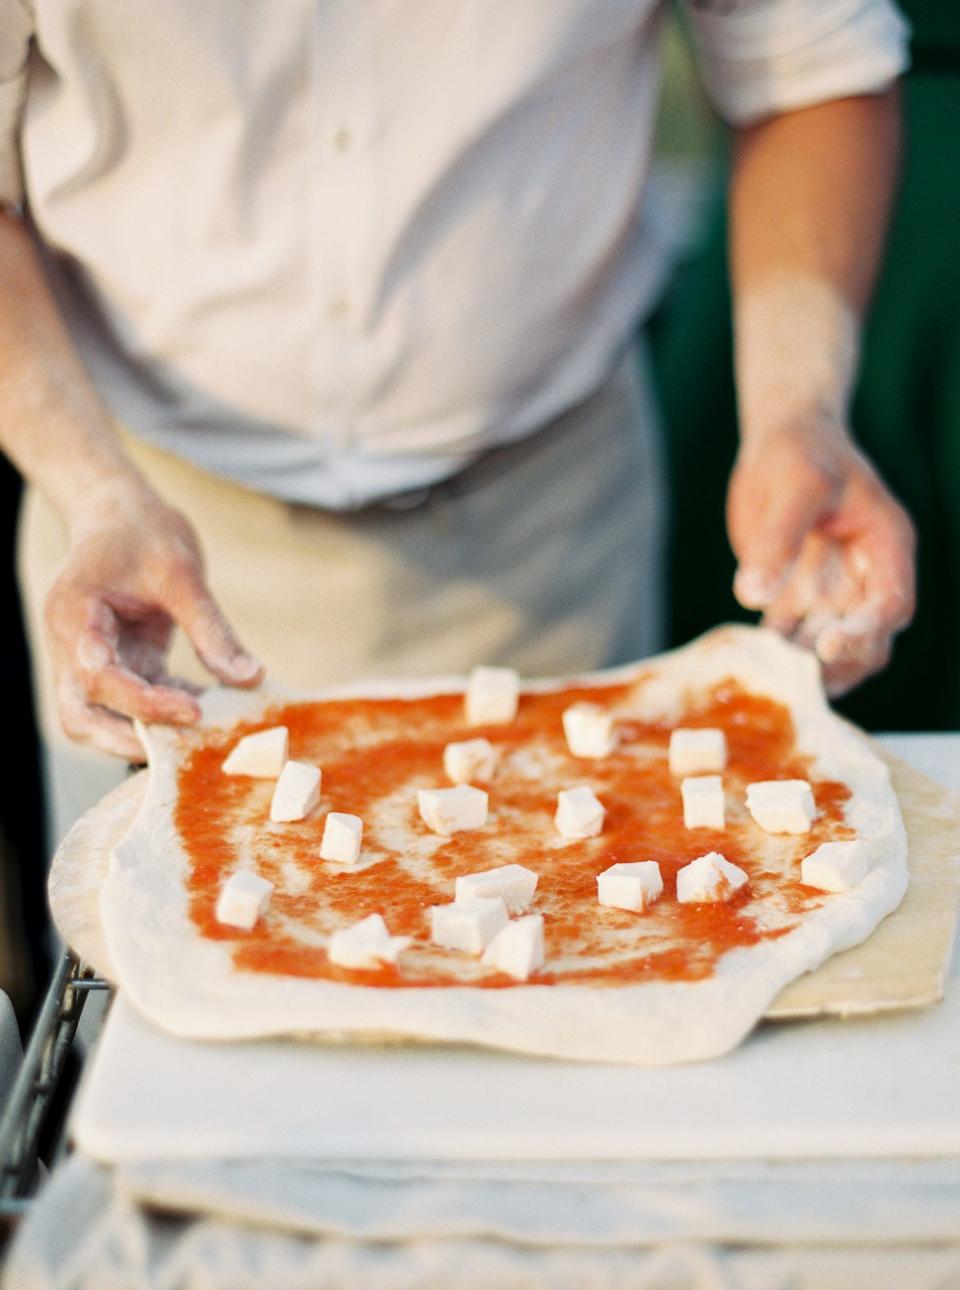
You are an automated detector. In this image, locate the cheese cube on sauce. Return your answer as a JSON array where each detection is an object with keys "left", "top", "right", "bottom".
[
  {"left": 562, "top": 703, "right": 617, "bottom": 758},
  {"left": 270, "top": 761, "right": 322, "bottom": 823},
  {"left": 418, "top": 785, "right": 489, "bottom": 835},
  {"left": 455, "top": 863, "right": 538, "bottom": 914},
  {"left": 444, "top": 737, "right": 498, "bottom": 785},
  {"left": 319, "top": 812, "right": 363, "bottom": 865},
  {"left": 746, "top": 780, "right": 816, "bottom": 834},
  {"left": 465, "top": 666, "right": 519, "bottom": 725},
  {"left": 328, "top": 914, "right": 411, "bottom": 969},
  {"left": 669, "top": 728, "right": 727, "bottom": 776},
  {"left": 482, "top": 914, "right": 545, "bottom": 980},
  {"left": 429, "top": 897, "right": 508, "bottom": 954},
  {"left": 215, "top": 871, "right": 274, "bottom": 930},
  {"left": 801, "top": 840, "right": 869, "bottom": 892},
  {"left": 555, "top": 785, "right": 605, "bottom": 839},
  {"left": 222, "top": 726, "right": 289, "bottom": 778},
  {"left": 681, "top": 775, "right": 725, "bottom": 830},
  {"left": 676, "top": 852, "right": 748, "bottom": 904},
  {"left": 597, "top": 861, "right": 663, "bottom": 912}
]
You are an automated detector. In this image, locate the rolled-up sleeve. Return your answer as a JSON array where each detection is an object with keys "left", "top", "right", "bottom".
[
  {"left": 0, "top": 0, "right": 34, "bottom": 205},
  {"left": 681, "top": 0, "right": 910, "bottom": 127}
]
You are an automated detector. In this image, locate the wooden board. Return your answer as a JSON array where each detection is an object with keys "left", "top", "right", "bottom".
[
  {"left": 768, "top": 752, "right": 960, "bottom": 1018},
  {"left": 49, "top": 752, "right": 960, "bottom": 1021}
]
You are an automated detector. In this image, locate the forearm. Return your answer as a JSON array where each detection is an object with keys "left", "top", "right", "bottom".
[
  {"left": 724, "top": 87, "right": 914, "bottom": 689},
  {"left": 0, "top": 207, "right": 154, "bottom": 530},
  {"left": 0, "top": 204, "right": 260, "bottom": 750},
  {"left": 729, "top": 90, "right": 901, "bottom": 444}
]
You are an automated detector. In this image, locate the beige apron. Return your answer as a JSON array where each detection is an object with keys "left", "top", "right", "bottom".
[{"left": 18, "top": 346, "right": 666, "bottom": 846}]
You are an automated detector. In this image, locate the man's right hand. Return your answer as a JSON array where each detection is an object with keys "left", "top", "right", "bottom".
[
  {"left": 0, "top": 207, "right": 261, "bottom": 758},
  {"left": 44, "top": 482, "right": 263, "bottom": 760}
]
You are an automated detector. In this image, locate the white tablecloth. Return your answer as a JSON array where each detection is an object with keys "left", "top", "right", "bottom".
[{"left": 8, "top": 1152, "right": 960, "bottom": 1290}]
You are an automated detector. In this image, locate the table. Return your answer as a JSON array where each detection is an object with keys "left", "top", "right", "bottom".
[{"left": 2, "top": 734, "right": 959, "bottom": 1290}]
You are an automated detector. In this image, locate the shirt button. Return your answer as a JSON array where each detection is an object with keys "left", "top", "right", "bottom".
[
  {"left": 332, "top": 126, "right": 353, "bottom": 152},
  {"left": 329, "top": 295, "right": 350, "bottom": 320}
]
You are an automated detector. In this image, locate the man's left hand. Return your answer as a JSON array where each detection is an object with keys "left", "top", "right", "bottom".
[{"left": 727, "top": 417, "right": 916, "bottom": 696}]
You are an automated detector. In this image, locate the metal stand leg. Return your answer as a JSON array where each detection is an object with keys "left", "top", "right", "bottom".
[{"left": 0, "top": 949, "right": 110, "bottom": 1226}]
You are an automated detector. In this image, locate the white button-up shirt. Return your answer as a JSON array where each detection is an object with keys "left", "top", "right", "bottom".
[{"left": 1, "top": 0, "right": 907, "bottom": 508}]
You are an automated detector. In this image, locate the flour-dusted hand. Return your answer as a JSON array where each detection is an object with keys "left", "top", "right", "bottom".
[
  {"left": 727, "top": 418, "right": 916, "bottom": 696},
  {"left": 0, "top": 211, "right": 261, "bottom": 758},
  {"left": 45, "top": 482, "right": 263, "bottom": 759},
  {"left": 726, "top": 88, "right": 912, "bottom": 699}
]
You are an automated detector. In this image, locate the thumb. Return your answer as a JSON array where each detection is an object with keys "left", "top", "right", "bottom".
[
  {"left": 727, "top": 444, "right": 842, "bottom": 609},
  {"left": 166, "top": 567, "right": 263, "bottom": 687}
]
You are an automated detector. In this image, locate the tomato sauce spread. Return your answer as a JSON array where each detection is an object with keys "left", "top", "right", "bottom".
[{"left": 174, "top": 680, "right": 853, "bottom": 989}]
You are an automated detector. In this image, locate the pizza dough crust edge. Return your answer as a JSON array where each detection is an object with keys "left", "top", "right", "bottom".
[{"left": 99, "top": 625, "right": 908, "bottom": 1066}]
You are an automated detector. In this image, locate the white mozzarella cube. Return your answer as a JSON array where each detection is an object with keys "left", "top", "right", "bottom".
[
  {"left": 681, "top": 775, "right": 726, "bottom": 830},
  {"left": 801, "top": 840, "right": 869, "bottom": 892},
  {"left": 562, "top": 702, "right": 617, "bottom": 758},
  {"left": 676, "top": 852, "right": 748, "bottom": 904},
  {"left": 465, "top": 665, "right": 520, "bottom": 725},
  {"left": 222, "top": 726, "right": 289, "bottom": 778},
  {"left": 669, "top": 728, "right": 727, "bottom": 776},
  {"left": 319, "top": 812, "right": 363, "bottom": 865},
  {"left": 215, "top": 871, "right": 274, "bottom": 930},
  {"left": 417, "top": 785, "right": 489, "bottom": 835},
  {"left": 455, "top": 863, "right": 539, "bottom": 915},
  {"left": 746, "top": 780, "right": 816, "bottom": 834},
  {"left": 597, "top": 861, "right": 663, "bottom": 912},
  {"left": 430, "top": 897, "right": 508, "bottom": 954},
  {"left": 555, "top": 785, "right": 605, "bottom": 839},
  {"left": 482, "top": 914, "right": 545, "bottom": 981},
  {"left": 327, "top": 913, "right": 411, "bottom": 969},
  {"left": 269, "top": 760, "right": 322, "bottom": 823},
  {"left": 443, "top": 737, "right": 498, "bottom": 785}
]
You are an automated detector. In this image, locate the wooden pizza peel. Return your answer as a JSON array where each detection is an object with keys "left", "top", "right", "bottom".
[
  {"left": 48, "top": 750, "right": 960, "bottom": 1023},
  {"left": 767, "top": 751, "right": 960, "bottom": 1019}
]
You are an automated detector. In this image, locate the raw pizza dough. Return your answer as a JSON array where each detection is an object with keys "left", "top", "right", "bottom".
[{"left": 100, "top": 626, "right": 907, "bottom": 1065}]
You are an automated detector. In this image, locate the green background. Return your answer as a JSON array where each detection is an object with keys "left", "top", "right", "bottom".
[{"left": 650, "top": 0, "right": 960, "bottom": 731}]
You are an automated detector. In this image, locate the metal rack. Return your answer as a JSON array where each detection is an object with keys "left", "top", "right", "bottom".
[{"left": 0, "top": 950, "right": 110, "bottom": 1227}]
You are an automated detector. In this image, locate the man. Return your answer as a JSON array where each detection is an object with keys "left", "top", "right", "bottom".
[{"left": 0, "top": 1, "right": 915, "bottom": 845}]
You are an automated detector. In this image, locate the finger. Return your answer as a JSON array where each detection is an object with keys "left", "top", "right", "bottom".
[
  {"left": 844, "top": 527, "right": 916, "bottom": 638},
  {"left": 819, "top": 464, "right": 916, "bottom": 625},
  {"left": 784, "top": 595, "right": 892, "bottom": 695},
  {"left": 58, "top": 680, "right": 147, "bottom": 761},
  {"left": 154, "top": 673, "right": 205, "bottom": 698},
  {"left": 822, "top": 635, "right": 893, "bottom": 698},
  {"left": 48, "top": 592, "right": 184, "bottom": 739},
  {"left": 786, "top": 611, "right": 844, "bottom": 658},
  {"left": 768, "top": 566, "right": 901, "bottom": 696},
  {"left": 758, "top": 537, "right": 844, "bottom": 640},
  {"left": 813, "top": 608, "right": 884, "bottom": 666},
  {"left": 801, "top": 518, "right": 913, "bottom": 691},
  {"left": 763, "top": 609, "right": 891, "bottom": 698},
  {"left": 75, "top": 614, "right": 201, "bottom": 725},
  {"left": 163, "top": 564, "right": 263, "bottom": 687},
  {"left": 83, "top": 656, "right": 202, "bottom": 724},
  {"left": 760, "top": 601, "right": 804, "bottom": 640},
  {"left": 734, "top": 565, "right": 792, "bottom": 612},
  {"left": 729, "top": 454, "right": 843, "bottom": 610}
]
